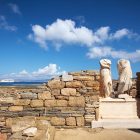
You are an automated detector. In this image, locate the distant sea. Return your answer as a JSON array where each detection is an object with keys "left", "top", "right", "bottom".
[{"left": 0, "top": 82, "right": 45, "bottom": 87}]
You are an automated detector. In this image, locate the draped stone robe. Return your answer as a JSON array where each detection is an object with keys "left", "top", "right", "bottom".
[
  {"left": 117, "top": 59, "right": 132, "bottom": 94},
  {"left": 100, "top": 59, "right": 113, "bottom": 98}
]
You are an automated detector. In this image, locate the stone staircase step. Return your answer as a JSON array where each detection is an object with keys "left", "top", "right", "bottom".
[{"left": 92, "top": 119, "right": 140, "bottom": 129}]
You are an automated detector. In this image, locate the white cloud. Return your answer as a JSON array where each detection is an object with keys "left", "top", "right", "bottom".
[
  {"left": 111, "top": 28, "right": 129, "bottom": 39},
  {"left": 87, "top": 46, "right": 140, "bottom": 62},
  {"left": 0, "top": 15, "right": 17, "bottom": 31},
  {"left": 8, "top": 3, "right": 21, "bottom": 15},
  {"left": 95, "top": 26, "right": 110, "bottom": 41},
  {"left": 0, "top": 64, "right": 65, "bottom": 81},
  {"left": 28, "top": 18, "right": 140, "bottom": 62},
  {"left": 28, "top": 19, "right": 137, "bottom": 49},
  {"left": 19, "top": 70, "right": 29, "bottom": 76},
  {"left": 28, "top": 19, "right": 98, "bottom": 49},
  {"left": 32, "top": 64, "right": 59, "bottom": 76}
]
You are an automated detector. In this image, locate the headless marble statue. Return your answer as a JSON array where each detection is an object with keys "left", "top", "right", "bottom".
[
  {"left": 117, "top": 59, "right": 132, "bottom": 95},
  {"left": 100, "top": 59, "right": 113, "bottom": 98}
]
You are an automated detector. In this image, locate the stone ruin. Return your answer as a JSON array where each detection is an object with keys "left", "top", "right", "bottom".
[
  {"left": 0, "top": 70, "right": 100, "bottom": 139},
  {"left": 0, "top": 59, "right": 140, "bottom": 139}
]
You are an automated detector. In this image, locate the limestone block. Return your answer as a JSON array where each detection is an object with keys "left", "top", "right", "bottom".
[
  {"left": 66, "top": 81, "right": 83, "bottom": 88},
  {"left": 32, "top": 126, "right": 55, "bottom": 140},
  {"left": 50, "top": 117, "right": 65, "bottom": 126},
  {"left": 84, "top": 81, "right": 99, "bottom": 87},
  {"left": 36, "top": 119, "right": 50, "bottom": 130},
  {"left": 8, "top": 106, "right": 23, "bottom": 112},
  {"left": 14, "top": 99, "right": 30, "bottom": 106},
  {"left": 0, "top": 97, "right": 15, "bottom": 104},
  {"left": 56, "top": 100, "right": 68, "bottom": 107},
  {"left": 45, "top": 100, "right": 56, "bottom": 107},
  {"left": 51, "top": 89, "right": 60, "bottom": 96},
  {"left": 100, "top": 98, "right": 138, "bottom": 119},
  {"left": 66, "top": 117, "right": 76, "bottom": 126},
  {"left": 7, "top": 117, "right": 36, "bottom": 132},
  {"left": 48, "top": 79, "right": 65, "bottom": 89},
  {"left": 8, "top": 132, "right": 25, "bottom": 140},
  {"left": 30, "top": 100, "right": 44, "bottom": 107},
  {"left": 22, "top": 127, "right": 37, "bottom": 137},
  {"left": 0, "top": 106, "right": 8, "bottom": 111},
  {"left": 61, "top": 88, "right": 76, "bottom": 96},
  {"left": 20, "top": 92, "right": 37, "bottom": 99},
  {"left": 73, "top": 76, "right": 94, "bottom": 81},
  {"left": 62, "top": 73, "right": 73, "bottom": 81},
  {"left": 38, "top": 91, "right": 51, "bottom": 100},
  {"left": 68, "top": 72, "right": 81, "bottom": 76},
  {"left": 69, "top": 96, "right": 85, "bottom": 107},
  {"left": 76, "top": 116, "right": 85, "bottom": 126}
]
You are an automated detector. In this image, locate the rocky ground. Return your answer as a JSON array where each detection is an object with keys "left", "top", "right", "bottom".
[{"left": 54, "top": 128, "right": 140, "bottom": 140}]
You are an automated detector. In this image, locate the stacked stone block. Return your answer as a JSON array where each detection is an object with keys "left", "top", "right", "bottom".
[{"left": 0, "top": 70, "right": 100, "bottom": 138}]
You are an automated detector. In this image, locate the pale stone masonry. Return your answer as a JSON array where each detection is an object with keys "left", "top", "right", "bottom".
[
  {"left": 1, "top": 70, "right": 139, "bottom": 139},
  {"left": 0, "top": 70, "right": 100, "bottom": 139}
]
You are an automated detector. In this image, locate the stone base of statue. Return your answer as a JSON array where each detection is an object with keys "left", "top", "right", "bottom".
[
  {"left": 92, "top": 97, "right": 140, "bottom": 128},
  {"left": 100, "top": 97, "right": 139, "bottom": 119}
]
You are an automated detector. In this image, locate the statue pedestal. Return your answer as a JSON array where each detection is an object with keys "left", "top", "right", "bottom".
[
  {"left": 100, "top": 97, "right": 139, "bottom": 119},
  {"left": 92, "top": 97, "right": 140, "bottom": 128}
]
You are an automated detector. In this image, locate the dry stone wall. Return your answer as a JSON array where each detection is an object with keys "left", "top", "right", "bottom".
[{"left": 0, "top": 70, "right": 100, "bottom": 139}]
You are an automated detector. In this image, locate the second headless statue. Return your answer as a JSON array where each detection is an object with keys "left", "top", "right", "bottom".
[{"left": 117, "top": 59, "right": 132, "bottom": 95}]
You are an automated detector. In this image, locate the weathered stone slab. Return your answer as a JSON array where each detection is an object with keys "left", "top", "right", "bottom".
[
  {"left": 83, "top": 81, "right": 99, "bottom": 87},
  {"left": 8, "top": 132, "right": 26, "bottom": 140},
  {"left": 61, "top": 88, "right": 76, "bottom": 96},
  {"left": 30, "top": 100, "right": 44, "bottom": 107},
  {"left": 8, "top": 106, "right": 23, "bottom": 112},
  {"left": 66, "top": 117, "right": 76, "bottom": 126},
  {"left": 51, "top": 89, "right": 60, "bottom": 96},
  {"left": 38, "top": 91, "right": 51, "bottom": 100},
  {"left": 76, "top": 116, "right": 84, "bottom": 126},
  {"left": 50, "top": 117, "right": 65, "bottom": 126},
  {"left": 100, "top": 98, "right": 139, "bottom": 119},
  {"left": 92, "top": 119, "right": 140, "bottom": 129},
  {"left": 69, "top": 96, "right": 85, "bottom": 107},
  {"left": 48, "top": 80, "right": 65, "bottom": 89},
  {"left": 66, "top": 81, "right": 83, "bottom": 88},
  {"left": 56, "top": 100, "right": 68, "bottom": 107},
  {"left": 73, "top": 76, "right": 94, "bottom": 81},
  {"left": 22, "top": 127, "right": 37, "bottom": 137},
  {"left": 0, "top": 97, "right": 15, "bottom": 104},
  {"left": 19, "top": 92, "right": 37, "bottom": 99},
  {"left": 14, "top": 99, "right": 30, "bottom": 106},
  {"left": 45, "top": 100, "right": 56, "bottom": 107},
  {"left": 62, "top": 73, "right": 73, "bottom": 81},
  {"left": 36, "top": 119, "right": 50, "bottom": 130},
  {"left": 6, "top": 117, "right": 36, "bottom": 132}
]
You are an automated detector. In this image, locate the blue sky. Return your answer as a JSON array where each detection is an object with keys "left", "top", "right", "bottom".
[{"left": 0, "top": 0, "right": 140, "bottom": 81}]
